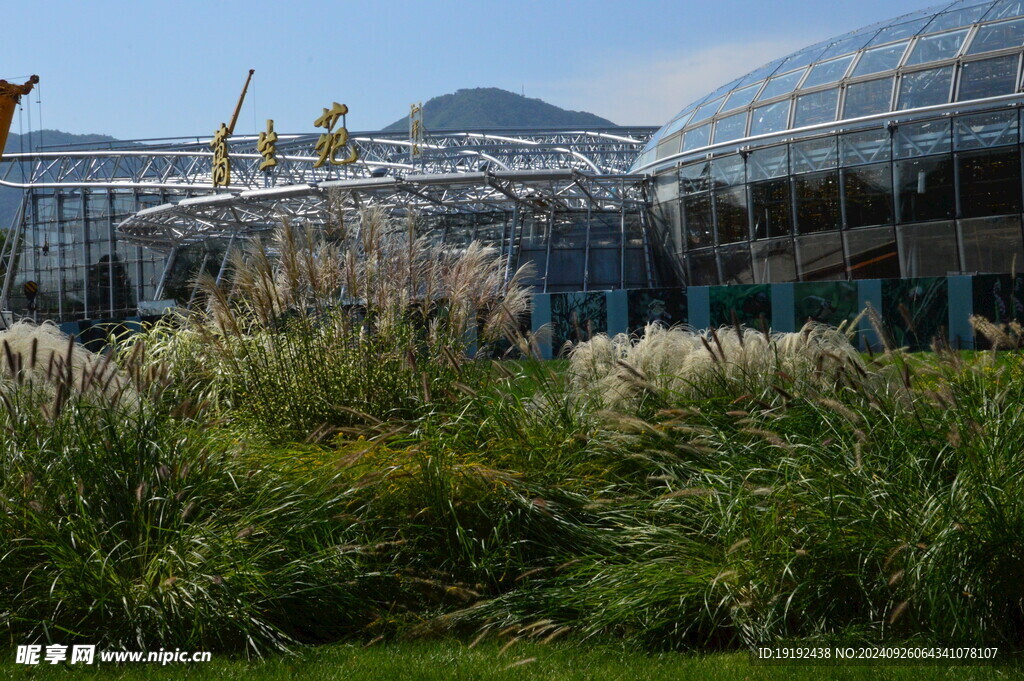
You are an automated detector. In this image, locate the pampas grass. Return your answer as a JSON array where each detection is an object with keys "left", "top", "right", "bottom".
[
  {"left": 130, "top": 209, "right": 535, "bottom": 441},
  {"left": 0, "top": 321, "right": 130, "bottom": 401},
  {"left": 568, "top": 322, "right": 865, "bottom": 410}
]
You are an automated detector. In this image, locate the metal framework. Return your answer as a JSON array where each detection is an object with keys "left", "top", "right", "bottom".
[
  {"left": 0, "top": 127, "right": 654, "bottom": 195},
  {"left": 0, "top": 127, "right": 656, "bottom": 320},
  {"left": 117, "top": 169, "right": 646, "bottom": 248}
]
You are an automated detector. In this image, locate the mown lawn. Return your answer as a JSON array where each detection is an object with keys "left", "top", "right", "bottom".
[{"left": 4, "top": 641, "right": 1021, "bottom": 681}]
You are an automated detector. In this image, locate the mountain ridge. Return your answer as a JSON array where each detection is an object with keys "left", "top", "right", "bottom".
[{"left": 384, "top": 87, "right": 614, "bottom": 132}]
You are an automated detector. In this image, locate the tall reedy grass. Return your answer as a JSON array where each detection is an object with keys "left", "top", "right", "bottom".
[
  {"left": 0, "top": 327, "right": 424, "bottom": 655},
  {"left": 445, "top": 318, "right": 1024, "bottom": 651},
  {"left": 132, "top": 209, "right": 534, "bottom": 442}
]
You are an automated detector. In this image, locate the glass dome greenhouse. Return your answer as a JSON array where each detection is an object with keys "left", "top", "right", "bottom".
[
  {"left": 633, "top": 0, "right": 1024, "bottom": 173},
  {"left": 637, "top": 0, "right": 1024, "bottom": 287}
]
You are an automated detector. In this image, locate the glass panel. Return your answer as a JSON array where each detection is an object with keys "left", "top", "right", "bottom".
[
  {"left": 751, "top": 179, "right": 793, "bottom": 239},
  {"left": 840, "top": 128, "right": 892, "bottom": 165},
  {"left": 959, "top": 215, "right": 1024, "bottom": 272},
  {"left": 968, "top": 16, "right": 1024, "bottom": 53},
  {"left": 680, "top": 161, "right": 711, "bottom": 194},
  {"left": 845, "top": 226, "right": 900, "bottom": 279},
  {"left": 906, "top": 29, "right": 969, "bottom": 66},
  {"left": 682, "top": 123, "right": 712, "bottom": 152},
  {"left": 723, "top": 82, "right": 762, "bottom": 111},
  {"left": 797, "top": 232, "right": 846, "bottom": 281},
  {"left": 715, "top": 187, "right": 749, "bottom": 244},
  {"left": 984, "top": 0, "right": 1024, "bottom": 22},
  {"left": 925, "top": 3, "right": 995, "bottom": 33},
  {"left": 684, "top": 193, "right": 713, "bottom": 248},
  {"left": 705, "top": 77, "right": 744, "bottom": 103},
  {"left": 958, "top": 147, "right": 1022, "bottom": 217},
  {"left": 842, "top": 163, "right": 895, "bottom": 228},
  {"left": 654, "top": 171, "right": 679, "bottom": 204},
  {"left": 748, "top": 145, "right": 789, "bottom": 181},
  {"left": 818, "top": 31, "right": 878, "bottom": 61},
  {"left": 954, "top": 108, "right": 1018, "bottom": 149},
  {"left": 843, "top": 77, "right": 895, "bottom": 118},
  {"left": 897, "top": 221, "right": 960, "bottom": 276},
  {"left": 795, "top": 171, "right": 841, "bottom": 234},
  {"left": 545, "top": 250, "right": 584, "bottom": 291},
  {"left": 735, "top": 57, "right": 788, "bottom": 89},
  {"left": 791, "top": 136, "right": 838, "bottom": 173},
  {"left": 897, "top": 66, "right": 954, "bottom": 109},
  {"left": 750, "top": 100, "right": 791, "bottom": 136},
  {"left": 867, "top": 18, "right": 931, "bottom": 47},
  {"left": 793, "top": 88, "right": 839, "bottom": 127},
  {"left": 718, "top": 244, "right": 755, "bottom": 284},
  {"left": 780, "top": 45, "right": 829, "bottom": 72},
  {"left": 852, "top": 41, "right": 910, "bottom": 76},
  {"left": 757, "top": 69, "right": 806, "bottom": 101},
  {"left": 802, "top": 55, "right": 855, "bottom": 88},
  {"left": 690, "top": 96, "right": 725, "bottom": 126},
  {"left": 957, "top": 54, "right": 1020, "bottom": 101},
  {"left": 895, "top": 156, "right": 956, "bottom": 222},
  {"left": 656, "top": 132, "right": 683, "bottom": 159},
  {"left": 662, "top": 112, "right": 694, "bottom": 138},
  {"left": 631, "top": 150, "right": 655, "bottom": 171},
  {"left": 895, "top": 118, "right": 952, "bottom": 158},
  {"left": 687, "top": 249, "right": 719, "bottom": 285},
  {"left": 588, "top": 248, "right": 620, "bottom": 286},
  {"left": 752, "top": 238, "right": 797, "bottom": 283},
  {"left": 711, "top": 154, "right": 745, "bottom": 187},
  {"left": 713, "top": 111, "right": 748, "bottom": 143}
]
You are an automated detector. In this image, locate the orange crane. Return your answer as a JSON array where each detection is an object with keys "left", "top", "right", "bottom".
[{"left": 0, "top": 75, "right": 39, "bottom": 162}]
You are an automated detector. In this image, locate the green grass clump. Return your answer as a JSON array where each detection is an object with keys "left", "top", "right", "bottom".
[{"left": 0, "top": 352, "right": 394, "bottom": 654}]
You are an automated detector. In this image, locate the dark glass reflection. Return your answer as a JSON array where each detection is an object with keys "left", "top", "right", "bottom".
[
  {"left": 718, "top": 244, "right": 754, "bottom": 284},
  {"left": 751, "top": 238, "right": 798, "bottom": 283},
  {"left": 958, "top": 147, "right": 1022, "bottom": 218},
  {"left": 687, "top": 249, "right": 719, "bottom": 285},
  {"left": 797, "top": 233, "right": 846, "bottom": 281},
  {"left": 684, "top": 193, "right": 714, "bottom": 248},
  {"left": 715, "top": 187, "right": 749, "bottom": 244},
  {"left": 845, "top": 226, "right": 900, "bottom": 279},
  {"left": 896, "top": 156, "right": 955, "bottom": 222},
  {"left": 751, "top": 179, "right": 793, "bottom": 239},
  {"left": 959, "top": 215, "right": 1024, "bottom": 273},
  {"left": 898, "top": 221, "right": 959, "bottom": 276},
  {"left": 795, "top": 171, "right": 841, "bottom": 234},
  {"left": 842, "top": 163, "right": 894, "bottom": 228}
]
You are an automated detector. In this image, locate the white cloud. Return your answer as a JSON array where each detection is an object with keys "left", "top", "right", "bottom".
[{"left": 542, "top": 39, "right": 808, "bottom": 126}]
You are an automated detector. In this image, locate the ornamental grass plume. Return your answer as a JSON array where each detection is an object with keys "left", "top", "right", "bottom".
[
  {"left": 970, "top": 314, "right": 1024, "bottom": 349},
  {"left": 134, "top": 207, "right": 535, "bottom": 440},
  {"left": 0, "top": 321, "right": 132, "bottom": 404},
  {"left": 569, "top": 321, "right": 865, "bottom": 410}
]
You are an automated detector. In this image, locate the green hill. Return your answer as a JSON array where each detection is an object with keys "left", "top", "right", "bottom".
[
  {"left": 383, "top": 87, "right": 614, "bottom": 132},
  {"left": 0, "top": 129, "right": 117, "bottom": 230}
]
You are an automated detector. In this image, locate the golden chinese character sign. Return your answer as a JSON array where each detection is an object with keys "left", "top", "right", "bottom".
[
  {"left": 409, "top": 102, "right": 424, "bottom": 160},
  {"left": 313, "top": 102, "right": 359, "bottom": 167},
  {"left": 210, "top": 123, "right": 230, "bottom": 187},
  {"left": 257, "top": 119, "right": 278, "bottom": 171}
]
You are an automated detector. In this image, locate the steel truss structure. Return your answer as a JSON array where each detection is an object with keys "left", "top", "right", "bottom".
[
  {"left": 0, "top": 127, "right": 654, "bottom": 196},
  {"left": 0, "top": 127, "right": 657, "bottom": 322},
  {"left": 118, "top": 169, "right": 645, "bottom": 248}
]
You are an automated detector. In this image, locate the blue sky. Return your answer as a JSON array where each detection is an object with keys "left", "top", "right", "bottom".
[{"left": 2, "top": 0, "right": 935, "bottom": 139}]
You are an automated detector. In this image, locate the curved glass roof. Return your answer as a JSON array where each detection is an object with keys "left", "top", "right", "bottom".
[{"left": 634, "top": 0, "right": 1024, "bottom": 171}]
